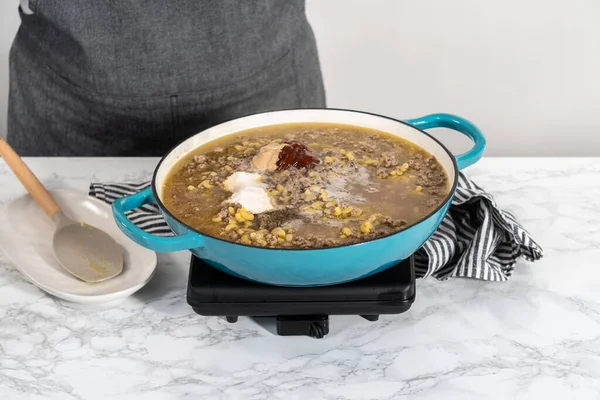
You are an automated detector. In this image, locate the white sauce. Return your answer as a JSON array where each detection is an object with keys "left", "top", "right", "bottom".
[{"left": 223, "top": 172, "right": 274, "bottom": 214}]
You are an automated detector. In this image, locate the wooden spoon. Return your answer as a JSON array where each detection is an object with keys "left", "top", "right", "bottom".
[{"left": 0, "top": 137, "right": 123, "bottom": 282}]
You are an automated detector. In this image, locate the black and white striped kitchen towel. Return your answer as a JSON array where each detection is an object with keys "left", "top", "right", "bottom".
[{"left": 90, "top": 173, "right": 543, "bottom": 281}]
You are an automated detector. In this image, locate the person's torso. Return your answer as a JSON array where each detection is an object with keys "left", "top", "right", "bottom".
[{"left": 17, "top": 0, "right": 309, "bottom": 97}]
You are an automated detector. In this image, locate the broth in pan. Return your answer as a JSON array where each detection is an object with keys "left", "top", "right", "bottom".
[{"left": 162, "top": 123, "right": 450, "bottom": 249}]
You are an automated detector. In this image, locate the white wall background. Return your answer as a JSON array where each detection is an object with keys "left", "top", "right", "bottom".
[{"left": 1, "top": 0, "right": 599, "bottom": 156}]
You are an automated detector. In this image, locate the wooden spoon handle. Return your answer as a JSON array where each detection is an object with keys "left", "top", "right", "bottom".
[{"left": 0, "top": 137, "right": 61, "bottom": 217}]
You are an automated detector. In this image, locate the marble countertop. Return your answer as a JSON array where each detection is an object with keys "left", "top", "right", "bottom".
[{"left": 0, "top": 157, "right": 598, "bottom": 400}]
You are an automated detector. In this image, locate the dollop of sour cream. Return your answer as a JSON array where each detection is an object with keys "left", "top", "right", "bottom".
[{"left": 223, "top": 172, "right": 274, "bottom": 214}]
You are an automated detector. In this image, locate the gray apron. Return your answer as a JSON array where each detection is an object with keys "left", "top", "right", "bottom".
[{"left": 7, "top": 1, "right": 326, "bottom": 156}]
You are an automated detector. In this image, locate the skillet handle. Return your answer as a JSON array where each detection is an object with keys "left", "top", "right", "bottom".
[
  {"left": 405, "top": 113, "right": 486, "bottom": 170},
  {"left": 112, "top": 186, "right": 204, "bottom": 252}
]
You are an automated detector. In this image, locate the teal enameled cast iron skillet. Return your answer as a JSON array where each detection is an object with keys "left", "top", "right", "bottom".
[{"left": 112, "top": 109, "right": 485, "bottom": 286}]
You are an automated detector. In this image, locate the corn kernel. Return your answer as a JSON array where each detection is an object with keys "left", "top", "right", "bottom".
[
  {"left": 368, "top": 214, "right": 380, "bottom": 223},
  {"left": 272, "top": 227, "right": 286, "bottom": 238},
  {"left": 237, "top": 228, "right": 246, "bottom": 235},
  {"left": 241, "top": 234, "right": 251, "bottom": 244},
  {"left": 285, "top": 233, "right": 293, "bottom": 242},
  {"left": 342, "top": 206, "right": 354, "bottom": 215},
  {"left": 228, "top": 207, "right": 235, "bottom": 215},
  {"left": 234, "top": 145, "right": 244, "bottom": 151},
  {"left": 400, "top": 163, "right": 410, "bottom": 172},
  {"left": 225, "top": 223, "right": 237, "bottom": 232},
  {"left": 361, "top": 220, "right": 373, "bottom": 233},
  {"left": 324, "top": 156, "right": 334, "bottom": 163},
  {"left": 212, "top": 216, "right": 222, "bottom": 223},
  {"left": 340, "top": 149, "right": 346, "bottom": 154},
  {"left": 199, "top": 180, "right": 213, "bottom": 189},
  {"left": 310, "top": 185, "right": 321, "bottom": 193},
  {"left": 415, "top": 185, "right": 423, "bottom": 192},
  {"left": 235, "top": 213, "right": 246, "bottom": 223},
  {"left": 326, "top": 201, "right": 337, "bottom": 208},
  {"left": 346, "top": 152, "right": 355, "bottom": 161},
  {"left": 334, "top": 206, "right": 342, "bottom": 217},
  {"left": 276, "top": 184, "right": 285, "bottom": 193},
  {"left": 311, "top": 201, "right": 324, "bottom": 210},
  {"left": 390, "top": 170, "right": 398, "bottom": 176},
  {"left": 304, "top": 193, "right": 317, "bottom": 201},
  {"left": 342, "top": 227, "right": 352, "bottom": 236},
  {"left": 187, "top": 185, "right": 196, "bottom": 191},
  {"left": 225, "top": 165, "right": 233, "bottom": 171},
  {"left": 240, "top": 208, "right": 254, "bottom": 221}
]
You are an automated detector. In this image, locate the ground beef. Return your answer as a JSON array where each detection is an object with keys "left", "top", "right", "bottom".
[
  {"left": 380, "top": 216, "right": 407, "bottom": 228},
  {"left": 193, "top": 155, "right": 207, "bottom": 168},
  {"left": 402, "top": 156, "right": 447, "bottom": 187},
  {"left": 209, "top": 174, "right": 222, "bottom": 185},
  {"left": 216, "top": 207, "right": 229, "bottom": 219},
  {"left": 267, "top": 168, "right": 319, "bottom": 207},
  {"left": 237, "top": 159, "right": 251, "bottom": 171},
  {"left": 381, "top": 152, "right": 399, "bottom": 167},
  {"left": 425, "top": 199, "right": 439, "bottom": 207},
  {"left": 376, "top": 168, "right": 388, "bottom": 178},
  {"left": 360, "top": 142, "right": 376, "bottom": 152},
  {"left": 427, "top": 188, "right": 445, "bottom": 196},
  {"left": 313, "top": 163, "right": 336, "bottom": 177},
  {"left": 230, "top": 159, "right": 243, "bottom": 170},
  {"left": 291, "top": 235, "right": 337, "bottom": 249},
  {"left": 347, "top": 161, "right": 359, "bottom": 170},
  {"left": 304, "top": 131, "right": 319, "bottom": 140}
]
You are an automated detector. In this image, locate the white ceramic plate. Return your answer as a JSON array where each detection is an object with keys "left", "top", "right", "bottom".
[{"left": 0, "top": 189, "right": 157, "bottom": 304}]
